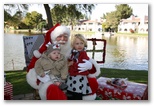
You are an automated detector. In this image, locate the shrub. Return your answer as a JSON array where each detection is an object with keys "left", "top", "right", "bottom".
[{"left": 129, "top": 29, "right": 134, "bottom": 33}]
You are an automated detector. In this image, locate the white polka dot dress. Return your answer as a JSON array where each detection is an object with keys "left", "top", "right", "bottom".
[{"left": 66, "top": 75, "right": 92, "bottom": 94}]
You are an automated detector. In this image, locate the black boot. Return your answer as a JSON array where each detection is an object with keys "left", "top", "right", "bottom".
[
  {"left": 66, "top": 91, "right": 82, "bottom": 100},
  {"left": 59, "top": 82, "right": 68, "bottom": 90}
]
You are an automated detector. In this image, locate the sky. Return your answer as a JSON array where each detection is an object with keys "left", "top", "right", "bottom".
[{"left": 28, "top": 4, "right": 148, "bottom": 20}]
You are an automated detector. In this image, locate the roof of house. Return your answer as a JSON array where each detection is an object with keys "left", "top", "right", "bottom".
[{"left": 121, "top": 15, "right": 148, "bottom": 23}]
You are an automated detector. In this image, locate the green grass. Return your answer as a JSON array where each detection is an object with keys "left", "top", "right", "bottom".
[
  {"left": 4, "top": 68, "right": 148, "bottom": 96},
  {"left": 98, "top": 68, "right": 148, "bottom": 84},
  {"left": 5, "top": 70, "right": 34, "bottom": 96},
  {"left": 116, "top": 32, "right": 148, "bottom": 36},
  {"left": 71, "top": 31, "right": 95, "bottom": 34}
]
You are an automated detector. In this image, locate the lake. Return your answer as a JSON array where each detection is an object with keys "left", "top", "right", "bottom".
[{"left": 4, "top": 32, "right": 148, "bottom": 71}]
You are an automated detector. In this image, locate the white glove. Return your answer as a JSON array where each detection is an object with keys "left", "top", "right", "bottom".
[
  {"left": 37, "top": 74, "right": 51, "bottom": 83},
  {"left": 78, "top": 59, "right": 92, "bottom": 73},
  {"left": 33, "top": 50, "right": 41, "bottom": 58}
]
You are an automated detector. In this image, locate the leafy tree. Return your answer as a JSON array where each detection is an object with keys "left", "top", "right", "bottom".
[
  {"left": 37, "top": 21, "right": 47, "bottom": 32},
  {"left": 103, "top": 4, "right": 133, "bottom": 32},
  {"left": 23, "top": 11, "right": 43, "bottom": 29},
  {"left": 105, "top": 11, "right": 120, "bottom": 32},
  {"left": 4, "top": 10, "right": 12, "bottom": 22},
  {"left": 44, "top": 4, "right": 95, "bottom": 29},
  {"left": 4, "top": 4, "right": 29, "bottom": 29},
  {"left": 18, "top": 22, "right": 29, "bottom": 29},
  {"left": 102, "top": 22, "right": 107, "bottom": 32},
  {"left": 11, "top": 11, "right": 23, "bottom": 28},
  {"left": 51, "top": 4, "right": 67, "bottom": 25},
  {"left": 4, "top": 4, "right": 28, "bottom": 15},
  {"left": 4, "top": 4, "right": 95, "bottom": 30},
  {"left": 30, "top": 11, "right": 43, "bottom": 28},
  {"left": 115, "top": 4, "right": 133, "bottom": 19},
  {"left": 51, "top": 4, "right": 85, "bottom": 30},
  {"left": 101, "top": 13, "right": 106, "bottom": 19},
  {"left": 4, "top": 11, "right": 23, "bottom": 29},
  {"left": 23, "top": 12, "right": 33, "bottom": 29}
]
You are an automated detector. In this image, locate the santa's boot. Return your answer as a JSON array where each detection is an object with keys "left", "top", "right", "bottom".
[{"left": 46, "top": 84, "right": 67, "bottom": 100}]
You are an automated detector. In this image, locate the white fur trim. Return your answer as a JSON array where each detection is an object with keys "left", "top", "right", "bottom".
[
  {"left": 88, "top": 59, "right": 100, "bottom": 78},
  {"left": 82, "top": 93, "right": 96, "bottom": 100},
  {"left": 50, "top": 25, "right": 70, "bottom": 42},
  {"left": 33, "top": 50, "right": 41, "bottom": 58},
  {"left": 60, "top": 40, "right": 72, "bottom": 58},
  {"left": 26, "top": 68, "right": 39, "bottom": 89},
  {"left": 26, "top": 69, "right": 54, "bottom": 100},
  {"left": 38, "top": 81, "right": 54, "bottom": 100}
]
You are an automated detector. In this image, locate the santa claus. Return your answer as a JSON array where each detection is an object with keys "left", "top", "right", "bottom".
[{"left": 26, "top": 23, "right": 100, "bottom": 100}]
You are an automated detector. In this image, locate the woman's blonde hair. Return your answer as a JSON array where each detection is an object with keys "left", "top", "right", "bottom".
[{"left": 71, "top": 34, "right": 87, "bottom": 48}]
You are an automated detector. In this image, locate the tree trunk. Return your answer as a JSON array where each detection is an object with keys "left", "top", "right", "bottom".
[
  {"left": 44, "top": 4, "right": 53, "bottom": 29},
  {"left": 71, "top": 25, "right": 73, "bottom": 31}
]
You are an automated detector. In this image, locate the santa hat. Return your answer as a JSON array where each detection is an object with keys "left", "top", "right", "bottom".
[
  {"left": 50, "top": 25, "right": 70, "bottom": 42},
  {"left": 44, "top": 23, "right": 61, "bottom": 44},
  {"left": 33, "top": 23, "right": 70, "bottom": 58}
]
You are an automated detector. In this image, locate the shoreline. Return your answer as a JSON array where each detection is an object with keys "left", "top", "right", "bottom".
[{"left": 4, "top": 29, "right": 148, "bottom": 36}]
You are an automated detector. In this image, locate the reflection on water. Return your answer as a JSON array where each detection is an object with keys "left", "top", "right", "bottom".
[
  {"left": 107, "top": 35, "right": 148, "bottom": 70},
  {"left": 4, "top": 33, "right": 148, "bottom": 71},
  {"left": 84, "top": 33, "right": 148, "bottom": 71},
  {"left": 4, "top": 33, "right": 26, "bottom": 70}
]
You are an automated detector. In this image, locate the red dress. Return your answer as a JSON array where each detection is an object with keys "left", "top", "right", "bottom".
[
  {"left": 67, "top": 50, "right": 98, "bottom": 96},
  {"left": 68, "top": 50, "right": 96, "bottom": 75},
  {"left": 68, "top": 50, "right": 90, "bottom": 76}
]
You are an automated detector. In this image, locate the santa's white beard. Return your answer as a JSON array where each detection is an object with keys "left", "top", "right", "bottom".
[{"left": 59, "top": 40, "right": 72, "bottom": 58}]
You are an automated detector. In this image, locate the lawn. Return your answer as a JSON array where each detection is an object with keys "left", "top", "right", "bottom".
[
  {"left": 5, "top": 70, "right": 34, "bottom": 96},
  {"left": 115, "top": 32, "right": 148, "bottom": 36},
  {"left": 98, "top": 68, "right": 148, "bottom": 84},
  {"left": 4, "top": 68, "right": 148, "bottom": 96}
]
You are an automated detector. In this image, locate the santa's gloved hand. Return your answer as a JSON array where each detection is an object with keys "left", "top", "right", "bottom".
[
  {"left": 33, "top": 50, "right": 42, "bottom": 58},
  {"left": 78, "top": 59, "right": 92, "bottom": 73},
  {"left": 37, "top": 74, "right": 51, "bottom": 83}
]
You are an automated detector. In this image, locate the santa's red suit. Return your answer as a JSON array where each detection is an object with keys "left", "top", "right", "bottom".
[{"left": 26, "top": 23, "right": 100, "bottom": 100}]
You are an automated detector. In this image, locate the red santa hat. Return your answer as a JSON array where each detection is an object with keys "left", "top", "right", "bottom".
[
  {"left": 44, "top": 23, "right": 61, "bottom": 44},
  {"left": 50, "top": 25, "right": 70, "bottom": 43},
  {"left": 33, "top": 23, "right": 70, "bottom": 58}
]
